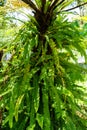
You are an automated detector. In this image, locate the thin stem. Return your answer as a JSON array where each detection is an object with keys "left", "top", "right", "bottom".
[{"left": 57, "top": 2, "right": 87, "bottom": 14}]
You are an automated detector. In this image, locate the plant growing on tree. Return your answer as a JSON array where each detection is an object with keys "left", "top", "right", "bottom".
[{"left": 0, "top": 0, "right": 87, "bottom": 129}]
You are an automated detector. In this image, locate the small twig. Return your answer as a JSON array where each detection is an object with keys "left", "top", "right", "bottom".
[{"left": 57, "top": 2, "right": 87, "bottom": 14}]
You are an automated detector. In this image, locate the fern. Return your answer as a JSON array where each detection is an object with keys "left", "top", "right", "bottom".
[{"left": 0, "top": 0, "right": 87, "bottom": 129}]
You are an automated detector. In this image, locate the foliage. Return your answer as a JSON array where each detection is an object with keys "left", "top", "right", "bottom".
[
  {"left": 0, "top": 0, "right": 6, "bottom": 6},
  {"left": 0, "top": 0, "right": 87, "bottom": 129}
]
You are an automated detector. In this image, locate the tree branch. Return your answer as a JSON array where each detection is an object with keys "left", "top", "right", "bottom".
[
  {"left": 57, "top": 2, "right": 87, "bottom": 14},
  {"left": 50, "top": 0, "right": 65, "bottom": 11},
  {"left": 41, "top": 0, "right": 46, "bottom": 12},
  {"left": 21, "top": 0, "right": 38, "bottom": 12},
  {"left": 50, "top": 0, "right": 59, "bottom": 9},
  {"left": 53, "top": 0, "right": 65, "bottom": 10},
  {"left": 48, "top": 0, "right": 65, "bottom": 14}
]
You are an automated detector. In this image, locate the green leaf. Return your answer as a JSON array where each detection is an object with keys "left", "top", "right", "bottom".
[
  {"left": 15, "top": 94, "right": 24, "bottom": 122},
  {"left": 0, "top": 89, "right": 12, "bottom": 97},
  {"left": 65, "top": 117, "right": 76, "bottom": 130},
  {"left": 9, "top": 96, "right": 14, "bottom": 128},
  {"left": 18, "top": 117, "right": 28, "bottom": 130},
  {"left": 35, "top": 0, "right": 41, "bottom": 8},
  {"left": 33, "top": 75, "right": 39, "bottom": 113},
  {"left": 36, "top": 113, "right": 43, "bottom": 129},
  {"left": 26, "top": 124, "right": 35, "bottom": 130},
  {"left": 59, "top": 0, "right": 74, "bottom": 10},
  {"left": 42, "top": 86, "right": 51, "bottom": 130}
]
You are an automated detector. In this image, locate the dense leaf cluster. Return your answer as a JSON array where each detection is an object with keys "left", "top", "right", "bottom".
[{"left": 0, "top": 0, "right": 87, "bottom": 130}]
